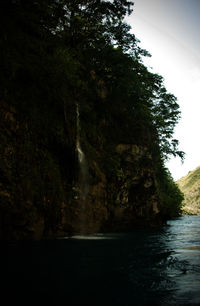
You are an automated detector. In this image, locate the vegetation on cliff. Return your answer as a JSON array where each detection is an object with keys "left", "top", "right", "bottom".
[
  {"left": 177, "top": 166, "right": 200, "bottom": 215},
  {"left": 0, "top": 0, "right": 184, "bottom": 239}
]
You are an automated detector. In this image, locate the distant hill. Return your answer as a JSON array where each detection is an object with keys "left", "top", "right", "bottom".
[{"left": 177, "top": 166, "right": 200, "bottom": 215}]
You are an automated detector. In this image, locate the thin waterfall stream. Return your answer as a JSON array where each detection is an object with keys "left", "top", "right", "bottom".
[
  {"left": 76, "top": 104, "right": 89, "bottom": 230},
  {"left": 76, "top": 104, "right": 85, "bottom": 166}
]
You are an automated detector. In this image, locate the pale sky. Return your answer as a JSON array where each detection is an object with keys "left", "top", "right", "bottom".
[{"left": 127, "top": 0, "right": 200, "bottom": 181}]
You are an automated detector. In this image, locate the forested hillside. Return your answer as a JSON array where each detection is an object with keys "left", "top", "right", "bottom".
[
  {"left": 177, "top": 166, "right": 200, "bottom": 215},
  {"left": 0, "top": 0, "right": 184, "bottom": 240}
]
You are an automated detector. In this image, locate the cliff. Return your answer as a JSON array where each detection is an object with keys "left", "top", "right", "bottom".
[
  {"left": 0, "top": 98, "right": 180, "bottom": 240},
  {"left": 0, "top": 0, "right": 183, "bottom": 240},
  {"left": 177, "top": 166, "right": 200, "bottom": 215}
]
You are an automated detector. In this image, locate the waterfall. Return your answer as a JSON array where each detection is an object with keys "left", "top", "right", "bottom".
[
  {"left": 76, "top": 104, "right": 88, "bottom": 200},
  {"left": 76, "top": 104, "right": 84, "bottom": 164}
]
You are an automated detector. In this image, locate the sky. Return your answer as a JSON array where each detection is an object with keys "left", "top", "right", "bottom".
[{"left": 126, "top": 0, "right": 200, "bottom": 181}]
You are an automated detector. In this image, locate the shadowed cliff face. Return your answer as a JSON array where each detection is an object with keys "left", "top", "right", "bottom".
[
  {"left": 61, "top": 143, "right": 161, "bottom": 235},
  {"left": 0, "top": 101, "right": 161, "bottom": 240},
  {"left": 0, "top": 1, "right": 183, "bottom": 240},
  {"left": 0, "top": 101, "right": 67, "bottom": 240}
]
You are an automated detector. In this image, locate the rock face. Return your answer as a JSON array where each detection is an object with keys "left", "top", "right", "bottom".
[
  {"left": 61, "top": 143, "right": 160, "bottom": 235},
  {"left": 0, "top": 101, "right": 161, "bottom": 240}
]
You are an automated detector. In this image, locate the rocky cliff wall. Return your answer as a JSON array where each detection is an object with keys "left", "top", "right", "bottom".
[{"left": 0, "top": 101, "right": 163, "bottom": 240}]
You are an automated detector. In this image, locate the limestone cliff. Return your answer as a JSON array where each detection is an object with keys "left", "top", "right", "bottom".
[{"left": 0, "top": 100, "right": 163, "bottom": 240}]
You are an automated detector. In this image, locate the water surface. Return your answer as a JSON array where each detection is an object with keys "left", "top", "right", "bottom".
[{"left": 2, "top": 215, "right": 200, "bottom": 305}]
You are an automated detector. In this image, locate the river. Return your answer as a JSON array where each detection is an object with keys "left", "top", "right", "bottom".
[{"left": 2, "top": 215, "right": 200, "bottom": 305}]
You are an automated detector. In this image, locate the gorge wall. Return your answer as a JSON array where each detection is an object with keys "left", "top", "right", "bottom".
[
  {"left": 0, "top": 0, "right": 183, "bottom": 240},
  {"left": 0, "top": 99, "right": 172, "bottom": 240}
]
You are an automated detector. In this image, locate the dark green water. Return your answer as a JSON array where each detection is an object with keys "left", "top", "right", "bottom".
[{"left": 2, "top": 215, "right": 200, "bottom": 305}]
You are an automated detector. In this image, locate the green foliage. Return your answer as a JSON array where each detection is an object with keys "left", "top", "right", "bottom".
[
  {"left": 156, "top": 165, "right": 184, "bottom": 218},
  {"left": 103, "top": 152, "right": 121, "bottom": 178}
]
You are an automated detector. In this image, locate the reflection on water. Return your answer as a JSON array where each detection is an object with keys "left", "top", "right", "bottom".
[
  {"left": 1, "top": 215, "right": 200, "bottom": 305},
  {"left": 165, "top": 215, "right": 200, "bottom": 305},
  {"left": 70, "top": 234, "right": 116, "bottom": 240}
]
